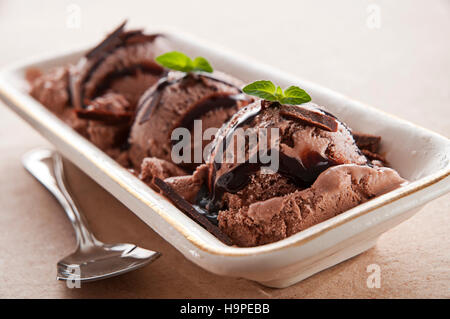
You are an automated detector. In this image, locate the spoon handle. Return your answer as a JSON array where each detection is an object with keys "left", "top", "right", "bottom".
[{"left": 22, "top": 148, "right": 98, "bottom": 248}]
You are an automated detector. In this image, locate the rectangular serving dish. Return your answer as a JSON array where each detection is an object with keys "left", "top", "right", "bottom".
[{"left": 1, "top": 28, "right": 449, "bottom": 288}]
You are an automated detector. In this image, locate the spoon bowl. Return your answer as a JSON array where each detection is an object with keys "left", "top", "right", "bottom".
[{"left": 57, "top": 243, "right": 160, "bottom": 282}]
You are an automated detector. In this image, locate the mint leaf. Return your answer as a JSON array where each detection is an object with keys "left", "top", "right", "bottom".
[
  {"left": 192, "top": 57, "right": 213, "bottom": 73},
  {"left": 243, "top": 81, "right": 311, "bottom": 105},
  {"left": 280, "top": 86, "right": 311, "bottom": 105},
  {"left": 242, "top": 80, "right": 278, "bottom": 101},
  {"left": 155, "top": 51, "right": 193, "bottom": 72},
  {"left": 155, "top": 51, "right": 213, "bottom": 73},
  {"left": 275, "top": 86, "right": 283, "bottom": 99}
]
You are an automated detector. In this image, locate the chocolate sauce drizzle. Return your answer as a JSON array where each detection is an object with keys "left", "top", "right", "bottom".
[
  {"left": 205, "top": 150, "right": 337, "bottom": 213},
  {"left": 207, "top": 100, "right": 264, "bottom": 196},
  {"left": 137, "top": 74, "right": 184, "bottom": 124},
  {"left": 176, "top": 93, "right": 248, "bottom": 131},
  {"left": 91, "top": 64, "right": 165, "bottom": 104}
]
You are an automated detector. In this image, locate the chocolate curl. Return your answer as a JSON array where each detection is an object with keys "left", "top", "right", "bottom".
[
  {"left": 153, "top": 177, "right": 233, "bottom": 245},
  {"left": 85, "top": 20, "right": 161, "bottom": 61},
  {"left": 280, "top": 104, "right": 338, "bottom": 132},
  {"left": 75, "top": 108, "right": 133, "bottom": 125},
  {"left": 362, "top": 149, "right": 387, "bottom": 164},
  {"left": 85, "top": 20, "right": 128, "bottom": 59},
  {"left": 353, "top": 132, "right": 381, "bottom": 153}
]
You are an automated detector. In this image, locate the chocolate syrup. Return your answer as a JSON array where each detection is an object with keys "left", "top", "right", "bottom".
[
  {"left": 137, "top": 74, "right": 187, "bottom": 124},
  {"left": 176, "top": 93, "right": 249, "bottom": 131},
  {"left": 207, "top": 100, "right": 270, "bottom": 195},
  {"left": 206, "top": 150, "right": 336, "bottom": 211},
  {"left": 91, "top": 64, "right": 165, "bottom": 104},
  {"left": 210, "top": 101, "right": 264, "bottom": 170}
]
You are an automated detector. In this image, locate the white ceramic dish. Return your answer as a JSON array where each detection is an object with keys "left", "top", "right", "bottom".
[{"left": 0, "top": 29, "right": 449, "bottom": 288}]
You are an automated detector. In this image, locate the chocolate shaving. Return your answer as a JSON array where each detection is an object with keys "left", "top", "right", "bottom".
[
  {"left": 75, "top": 108, "right": 133, "bottom": 125},
  {"left": 85, "top": 20, "right": 127, "bottom": 59},
  {"left": 84, "top": 21, "right": 161, "bottom": 59},
  {"left": 279, "top": 104, "right": 338, "bottom": 132},
  {"left": 362, "top": 149, "right": 386, "bottom": 164},
  {"left": 153, "top": 177, "right": 233, "bottom": 245},
  {"left": 353, "top": 132, "right": 381, "bottom": 153}
]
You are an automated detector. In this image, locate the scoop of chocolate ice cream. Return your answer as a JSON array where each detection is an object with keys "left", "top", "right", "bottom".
[
  {"left": 128, "top": 71, "right": 252, "bottom": 170},
  {"left": 204, "top": 100, "right": 368, "bottom": 211},
  {"left": 28, "top": 22, "right": 172, "bottom": 157},
  {"left": 151, "top": 99, "right": 406, "bottom": 247},
  {"left": 70, "top": 21, "right": 171, "bottom": 111},
  {"left": 67, "top": 22, "right": 172, "bottom": 155}
]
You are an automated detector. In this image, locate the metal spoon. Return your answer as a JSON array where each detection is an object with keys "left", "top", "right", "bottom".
[{"left": 22, "top": 148, "right": 161, "bottom": 283}]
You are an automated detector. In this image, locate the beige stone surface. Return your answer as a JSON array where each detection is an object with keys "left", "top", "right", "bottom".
[{"left": 0, "top": 0, "right": 448, "bottom": 298}]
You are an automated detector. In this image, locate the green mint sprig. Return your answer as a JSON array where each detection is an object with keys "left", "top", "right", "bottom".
[
  {"left": 242, "top": 80, "right": 311, "bottom": 105},
  {"left": 155, "top": 51, "right": 213, "bottom": 73}
]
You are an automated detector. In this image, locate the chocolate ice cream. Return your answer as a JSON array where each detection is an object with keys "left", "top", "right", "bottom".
[
  {"left": 151, "top": 99, "right": 406, "bottom": 246},
  {"left": 219, "top": 164, "right": 404, "bottom": 246},
  {"left": 28, "top": 21, "right": 172, "bottom": 163},
  {"left": 70, "top": 21, "right": 170, "bottom": 110},
  {"left": 205, "top": 100, "right": 367, "bottom": 209},
  {"left": 27, "top": 21, "right": 407, "bottom": 247},
  {"left": 28, "top": 67, "right": 70, "bottom": 114},
  {"left": 129, "top": 71, "right": 252, "bottom": 170}
]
